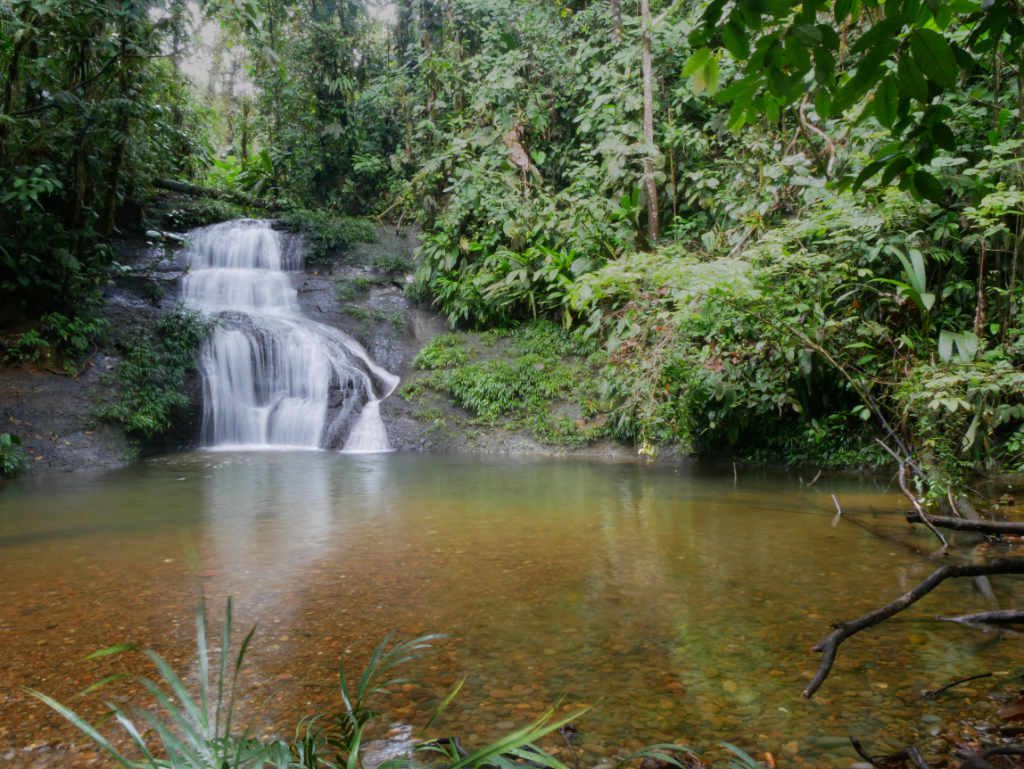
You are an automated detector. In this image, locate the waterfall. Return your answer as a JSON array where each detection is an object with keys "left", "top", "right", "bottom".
[{"left": 182, "top": 220, "right": 398, "bottom": 452}]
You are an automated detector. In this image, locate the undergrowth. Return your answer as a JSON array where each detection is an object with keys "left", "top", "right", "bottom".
[
  {"left": 100, "top": 308, "right": 211, "bottom": 438},
  {"left": 405, "top": 321, "right": 606, "bottom": 446},
  {"left": 0, "top": 433, "right": 25, "bottom": 477},
  {"left": 2, "top": 307, "right": 110, "bottom": 374},
  {"left": 280, "top": 209, "right": 377, "bottom": 264}
]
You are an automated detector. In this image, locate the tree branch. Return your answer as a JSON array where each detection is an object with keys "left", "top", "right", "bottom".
[
  {"left": 905, "top": 512, "right": 1024, "bottom": 535},
  {"left": 803, "top": 558, "right": 1024, "bottom": 698}
]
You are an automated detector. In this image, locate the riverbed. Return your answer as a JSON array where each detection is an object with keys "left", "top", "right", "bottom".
[{"left": 0, "top": 452, "right": 1019, "bottom": 767}]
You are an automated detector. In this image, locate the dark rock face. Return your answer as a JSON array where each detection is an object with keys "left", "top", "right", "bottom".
[
  {"left": 1, "top": 234, "right": 201, "bottom": 475},
  {"left": 0, "top": 356, "right": 133, "bottom": 474}
]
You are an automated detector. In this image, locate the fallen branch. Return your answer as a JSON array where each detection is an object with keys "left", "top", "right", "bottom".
[
  {"left": 905, "top": 513, "right": 1024, "bottom": 536},
  {"left": 957, "top": 746, "right": 1024, "bottom": 769},
  {"left": 937, "top": 610, "right": 1024, "bottom": 626},
  {"left": 153, "top": 178, "right": 281, "bottom": 211},
  {"left": 923, "top": 672, "right": 993, "bottom": 699},
  {"left": 877, "top": 440, "right": 948, "bottom": 551},
  {"left": 850, "top": 737, "right": 933, "bottom": 769},
  {"left": 841, "top": 513, "right": 933, "bottom": 557},
  {"left": 831, "top": 494, "right": 843, "bottom": 527},
  {"left": 803, "top": 558, "right": 1024, "bottom": 698}
]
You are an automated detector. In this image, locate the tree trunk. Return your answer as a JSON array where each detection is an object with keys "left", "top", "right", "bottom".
[
  {"left": 640, "top": 0, "right": 659, "bottom": 245},
  {"left": 100, "top": 16, "right": 132, "bottom": 238},
  {"left": 974, "top": 241, "right": 988, "bottom": 337},
  {"left": 611, "top": 0, "right": 622, "bottom": 40}
]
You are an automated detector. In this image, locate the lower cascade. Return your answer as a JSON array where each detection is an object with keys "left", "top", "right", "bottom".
[{"left": 182, "top": 219, "right": 398, "bottom": 452}]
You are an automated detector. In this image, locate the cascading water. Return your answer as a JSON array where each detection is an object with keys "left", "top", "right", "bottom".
[{"left": 181, "top": 220, "right": 398, "bottom": 452}]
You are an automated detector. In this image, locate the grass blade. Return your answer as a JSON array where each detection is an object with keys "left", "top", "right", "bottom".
[
  {"left": 223, "top": 620, "right": 257, "bottom": 741},
  {"left": 424, "top": 676, "right": 465, "bottom": 730},
  {"left": 83, "top": 643, "right": 135, "bottom": 661},
  {"left": 144, "top": 651, "right": 207, "bottom": 737},
  {"left": 77, "top": 673, "right": 130, "bottom": 698},
  {"left": 23, "top": 687, "right": 137, "bottom": 769},
  {"left": 447, "top": 707, "right": 589, "bottom": 769},
  {"left": 196, "top": 600, "right": 209, "bottom": 738},
  {"left": 215, "top": 597, "right": 232, "bottom": 739}
]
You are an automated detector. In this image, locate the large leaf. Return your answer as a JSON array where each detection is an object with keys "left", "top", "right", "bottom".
[{"left": 909, "top": 28, "right": 959, "bottom": 88}]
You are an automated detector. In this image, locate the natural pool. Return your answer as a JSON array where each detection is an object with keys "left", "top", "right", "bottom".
[{"left": 0, "top": 452, "right": 1020, "bottom": 768}]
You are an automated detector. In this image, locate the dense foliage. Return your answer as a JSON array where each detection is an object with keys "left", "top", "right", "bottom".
[
  {"left": 0, "top": 0, "right": 209, "bottom": 321},
  {"left": 101, "top": 308, "right": 211, "bottom": 438},
  {"left": 2, "top": 0, "right": 1023, "bottom": 483}
]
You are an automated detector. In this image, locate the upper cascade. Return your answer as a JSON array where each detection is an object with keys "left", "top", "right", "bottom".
[{"left": 181, "top": 220, "right": 397, "bottom": 452}]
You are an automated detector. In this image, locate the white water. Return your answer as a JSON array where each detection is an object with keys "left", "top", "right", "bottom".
[{"left": 182, "top": 220, "right": 398, "bottom": 452}]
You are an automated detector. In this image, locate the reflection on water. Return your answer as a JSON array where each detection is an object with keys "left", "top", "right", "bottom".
[{"left": 0, "top": 453, "right": 1021, "bottom": 768}]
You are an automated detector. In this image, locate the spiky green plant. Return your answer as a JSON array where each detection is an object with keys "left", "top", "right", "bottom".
[
  {"left": 26, "top": 600, "right": 763, "bottom": 769},
  {"left": 26, "top": 599, "right": 291, "bottom": 769}
]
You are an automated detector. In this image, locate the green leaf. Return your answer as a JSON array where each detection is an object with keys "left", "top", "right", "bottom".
[
  {"left": 722, "top": 21, "right": 750, "bottom": 59},
  {"left": 682, "top": 48, "right": 712, "bottom": 77},
  {"left": 77, "top": 673, "right": 129, "bottom": 698},
  {"left": 83, "top": 643, "right": 135, "bottom": 661},
  {"left": 912, "top": 169, "right": 945, "bottom": 203},
  {"left": 790, "top": 24, "right": 823, "bottom": 45},
  {"left": 24, "top": 688, "right": 136, "bottom": 769},
  {"left": 896, "top": 55, "right": 930, "bottom": 102},
  {"left": 853, "top": 159, "right": 888, "bottom": 189},
  {"left": 881, "top": 156, "right": 913, "bottom": 186},
  {"left": 930, "top": 122, "right": 956, "bottom": 150},
  {"left": 873, "top": 75, "right": 899, "bottom": 127},
  {"left": 704, "top": 57, "right": 721, "bottom": 95},
  {"left": 909, "top": 28, "right": 958, "bottom": 88}
]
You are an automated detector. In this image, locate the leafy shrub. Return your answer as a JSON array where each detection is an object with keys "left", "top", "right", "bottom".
[
  {"left": 159, "top": 198, "right": 249, "bottom": 231},
  {"left": 0, "top": 433, "right": 26, "bottom": 477},
  {"left": 2, "top": 329, "right": 50, "bottom": 366},
  {"left": 408, "top": 322, "right": 604, "bottom": 445},
  {"left": 2, "top": 310, "right": 108, "bottom": 372},
  {"left": 372, "top": 253, "right": 409, "bottom": 275},
  {"left": 101, "top": 309, "right": 211, "bottom": 438},
  {"left": 334, "top": 275, "right": 377, "bottom": 302},
  {"left": 413, "top": 334, "right": 468, "bottom": 370},
  {"left": 896, "top": 357, "right": 1024, "bottom": 486},
  {"left": 280, "top": 209, "right": 376, "bottom": 263},
  {"left": 39, "top": 311, "right": 110, "bottom": 362}
]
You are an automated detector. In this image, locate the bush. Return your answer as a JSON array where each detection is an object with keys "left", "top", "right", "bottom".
[
  {"left": 408, "top": 322, "right": 604, "bottom": 445},
  {"left": 101, "top": 309, "right": 211, "bottom": 438},
  {"left": 413, "top": 334, "right": 467, "bottom": 370},
  {"left": 372, "top": 253, "right": 409, "bottom": 275},
  {"left": 280, "top": 209, "right": 376, "bottom": 264},
  {"left": 2, "top": 329, "right": 50, "bottom": 366},
  {"left": 334, "top": 275, "right": 377, "bottom": 302},
  {"left": 0, "top": 433, "right": 26, "bottom": 477},
  {"left": 2, "top": 308, "right": 109, "bottom": 373}
]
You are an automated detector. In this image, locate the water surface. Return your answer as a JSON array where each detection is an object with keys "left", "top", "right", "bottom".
[{"left": 0, "top": 453, "right": 1019, "bottom": 767}]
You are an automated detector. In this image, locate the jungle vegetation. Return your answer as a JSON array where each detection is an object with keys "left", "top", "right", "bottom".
[{"left": 1, "top": 0, "right": 1023, "bottom": 486}]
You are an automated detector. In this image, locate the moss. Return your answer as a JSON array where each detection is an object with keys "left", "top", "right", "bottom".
[{"left": 334, "top": 274, "right": 391, "bottom": 302}]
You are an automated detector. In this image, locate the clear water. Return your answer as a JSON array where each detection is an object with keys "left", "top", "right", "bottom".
[
  {"left": 0, "top": 453, "right": 1020, "bottom": 767},
  {"left": 183, "top": 221, "right": 397, "bottom": 451}
]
